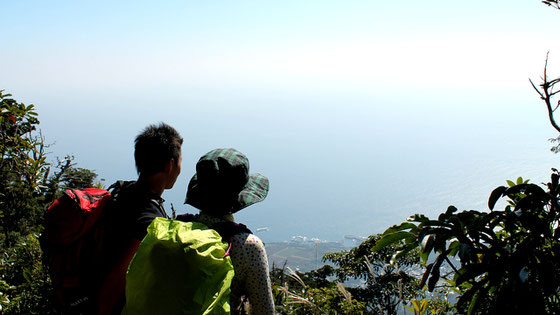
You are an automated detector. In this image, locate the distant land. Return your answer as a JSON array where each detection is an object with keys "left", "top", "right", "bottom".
[{"left": 265, "top": 236, "right": 366, "bottom": 272}]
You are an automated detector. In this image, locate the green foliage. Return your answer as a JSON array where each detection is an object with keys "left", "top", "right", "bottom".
[
  {"left": 271, "top": 236, "right": 450, "bottom": 314},
  {"left": 0, "top": 90, "right": 101, "bottom": 313},
  {"left": 0, "top": 233, "right": 58, "bottom": 314},
  {"left": 404, "top": 299, "right": 429, "bottom": 315},
  {"left": 403, "top": 296, "right": 453, "bottom": 315},
  {"left": 0, "top": 90, "right": 49, "bottom": 246},
  {"left": 373, "top": 173, "right": 560, "bottom": 314},
  {"left": 271, "top": 265, "right": 366, "bottom": 314},
  {"left": 61, "top": 167, "right": 102, "bottom": 190},
  {"left": 323, "top": 234, "right": 423, "bottom": 314},
  {"left": 42, "top": 156, "right": 102, "bottom": 204}
]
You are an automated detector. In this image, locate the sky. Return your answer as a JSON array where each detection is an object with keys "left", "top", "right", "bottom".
[{"left": 2, "top": 1, "right": 560, "bottom": 242}]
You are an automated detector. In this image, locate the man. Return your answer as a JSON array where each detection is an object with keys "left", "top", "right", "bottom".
[{"left": 97, "top": 122, "right": 183, "bottom": 314}]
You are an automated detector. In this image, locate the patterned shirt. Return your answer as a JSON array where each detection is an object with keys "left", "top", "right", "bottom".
[{"left": 192, "top": 213, "right": 275, "bottom": 315}]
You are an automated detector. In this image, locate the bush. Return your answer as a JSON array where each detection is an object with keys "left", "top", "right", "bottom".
[
  {"left": 0, "top": 233, "right": 58, "bottom": 314},
  {"left": 374, "top": 173, "right": 560, "bottom": 314}
]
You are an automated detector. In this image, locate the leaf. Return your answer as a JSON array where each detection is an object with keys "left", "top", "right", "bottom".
[
  {"left": 467, "top": 290, "right": 482, "bottom": 315},
  {"left": 523, "top": 183, "right": 547, "bottom": 195},
  {"left": 23, "top": 269, "right": 32, "bottom": 282},
  {"left": 552, "top": 172, "right": 559, "bottom": 187},
  {"left": 454, "top": 264, "right": 486, "bottom": 287},
  {"left": 458, "top": 243, "right": 471, "bottom": 263},
  {"left": 411, "top": 299, "right": 420, "bottom": 310},
  {"left": 427, "top": 266, "right": 440, "bottom": 292},
  {"left": 371, "top": 231, "right": 415, "bottom": 252},
  {"left": 488, "top": 186, "right": 507, "bottom": 210},
  {"left": 504, "top": 183, "right": 531, "bottom": 196},
  {"left": 420, "top": 248, "right": 430, "bottom": 263},
  {"left": 407, "top": 213, "right": 429, "bottom": 223},
  {"left": 507, "top": 180, "right": 515, "bottom": 187},
  {"left": 420, "top": 263, "right": 434, "bottom": 288},
  {"left": 382, "top": 222, "right": 417, "bottom": 235},
  {"left": 421, "top": 234, "right": 434, "bottom": 251},
  {"left": 420, "top": 299, "right": 428, "bottom": 311},
  {"left": 422, "top": 220, "right": 453, "bottom": 229},
  {"left": 391, "top": 242, "right": 418, "bottom": 264},
  {"left": 427, "top": 252, "right": 448, "bottom": 291},
  {"left": 448, "top": 240, "right": 461, "bottom": 257},
  {"left": 404, "top": 305, "right": 415, "bottom": 313}
]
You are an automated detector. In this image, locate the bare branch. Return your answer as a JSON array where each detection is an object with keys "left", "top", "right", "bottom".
[
  {"left": 531, "top": 54, "right": 560, "bottom": 135},
  {"left": 542, "top": 0, "right": 560, "bottom": 10},
  {"left": 530, "top": 78, "right": 545, "bottom": 99},
  {"left": 545, "top": 52, "right": 550, "bottom": 82}
]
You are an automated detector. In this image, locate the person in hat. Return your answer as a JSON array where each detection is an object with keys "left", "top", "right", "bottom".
[{"left": 184, "top": 148, "right": 275, "bottom": 314}]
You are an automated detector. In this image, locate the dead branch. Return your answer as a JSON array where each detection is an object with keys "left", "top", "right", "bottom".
[
  {"left": 530, "top": 53, "right": 560, "bottom": 134},
  {"left": 542, "top": 0, "right": 560, "bottom": 10}
]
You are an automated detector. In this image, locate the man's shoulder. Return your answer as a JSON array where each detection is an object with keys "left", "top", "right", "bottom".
[
  {"left": 106, "top": 180, "right": 166, "bottom": 219},
  {"left": 105, "top": 180, "right": 168, "bottom": 240},
  {"left": 111, "top": 181, "right": 161, "bottom": 206}
]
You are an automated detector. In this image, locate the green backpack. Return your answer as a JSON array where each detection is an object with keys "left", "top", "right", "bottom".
[{"left": 122, "top": 216, "right": 250, "bottom": 315}]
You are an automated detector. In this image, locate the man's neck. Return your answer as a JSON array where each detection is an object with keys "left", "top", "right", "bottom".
[{"left": 136, "top": 174, "right": 166, "bottom": 197}]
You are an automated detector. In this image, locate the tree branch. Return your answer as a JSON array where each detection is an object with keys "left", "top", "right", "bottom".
[{"left": 531, "top": 53, "right": 560, "bottom": 134}]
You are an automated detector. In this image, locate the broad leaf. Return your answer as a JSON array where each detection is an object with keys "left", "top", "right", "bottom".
[
  {"left": 488, "top": 185, "right": 506, "bottom": 210},
  {"left": 371, "top": 231, "right": 415, "bottom": 252}
]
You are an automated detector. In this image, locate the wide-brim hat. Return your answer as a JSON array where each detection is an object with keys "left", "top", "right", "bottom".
[{"left": 185, "top": 148, "right": 269, "bottom": 214}]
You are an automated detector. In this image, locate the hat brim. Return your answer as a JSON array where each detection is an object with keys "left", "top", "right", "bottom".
[{"left": 185, "top": 173, "right": 269, "bottom": 213}]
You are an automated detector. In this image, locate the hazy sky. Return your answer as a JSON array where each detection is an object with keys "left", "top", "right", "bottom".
[{"left": 2, "top": 1, "right": 560, "bottom": 241}]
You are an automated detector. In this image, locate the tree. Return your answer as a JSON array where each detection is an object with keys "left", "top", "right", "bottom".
[
  {"left": 530, "top": 55, "right": 560, "bottom": 152},
  {"left": 0, "top": 90, "right": 49, "bottom": 246},
  {"left": 373, "top": 174, "right": 560, "bottom": 314},
  {"left": 0, "top": 90, "right": 102, "bottom": 314},
  {"left": 530, "top": 2, "right": 560, "bottom": 152},
  {"left": 323, "top": 234, "right": 424, "bottom": 314},
  {"left": 60, "top": 167, "right": 101, "bottom": 190},
  {"left": 270, "top": 235, "right": 448, "bottom": 314}
]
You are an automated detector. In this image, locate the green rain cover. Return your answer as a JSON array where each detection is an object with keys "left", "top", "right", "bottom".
[{"left": 122, "top": 217, "right": 234, "bottom": 315}]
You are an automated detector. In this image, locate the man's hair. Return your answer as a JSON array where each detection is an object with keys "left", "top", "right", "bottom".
[{"left": 134, "top": 123, "right": 183, "bottom": 176}]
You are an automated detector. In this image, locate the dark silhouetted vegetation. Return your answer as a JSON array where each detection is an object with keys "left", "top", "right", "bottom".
[
  {"left": 0, "top": 90, "right": 100, "bottom": 314},
  {"left": 373, "top": 174, "right": 560, "bottom": 314}
]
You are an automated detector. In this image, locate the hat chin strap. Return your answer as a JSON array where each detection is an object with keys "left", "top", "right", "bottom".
[
  {"left": 197, "top": 209, "right": 234, "bottom": 222},
  {"left": 199, "top": 204, "right": 235, "bottom": 216}
]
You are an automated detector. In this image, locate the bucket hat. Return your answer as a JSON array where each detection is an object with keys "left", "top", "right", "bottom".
[{"left": 185, "top": 148, "right": 269, "bottom": 214}]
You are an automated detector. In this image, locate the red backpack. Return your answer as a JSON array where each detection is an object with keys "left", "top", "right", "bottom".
[{"left": 41, "top": 187, "right": 113, "bottom": 312}]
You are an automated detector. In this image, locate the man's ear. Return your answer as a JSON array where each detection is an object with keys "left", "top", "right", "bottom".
[{"left": 164, "top": 158, "right": 175, "bottom": 174}]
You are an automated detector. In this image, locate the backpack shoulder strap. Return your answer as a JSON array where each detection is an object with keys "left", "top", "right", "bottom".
[
  {"left": 109, "top": 180, "right": 169, "bottom": 219},
  {"left": 107, "top": 180, "right": 134, "bottom": 198},
  {"left": 211, "top": 221, "right": 252, "bottom": 244}
]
